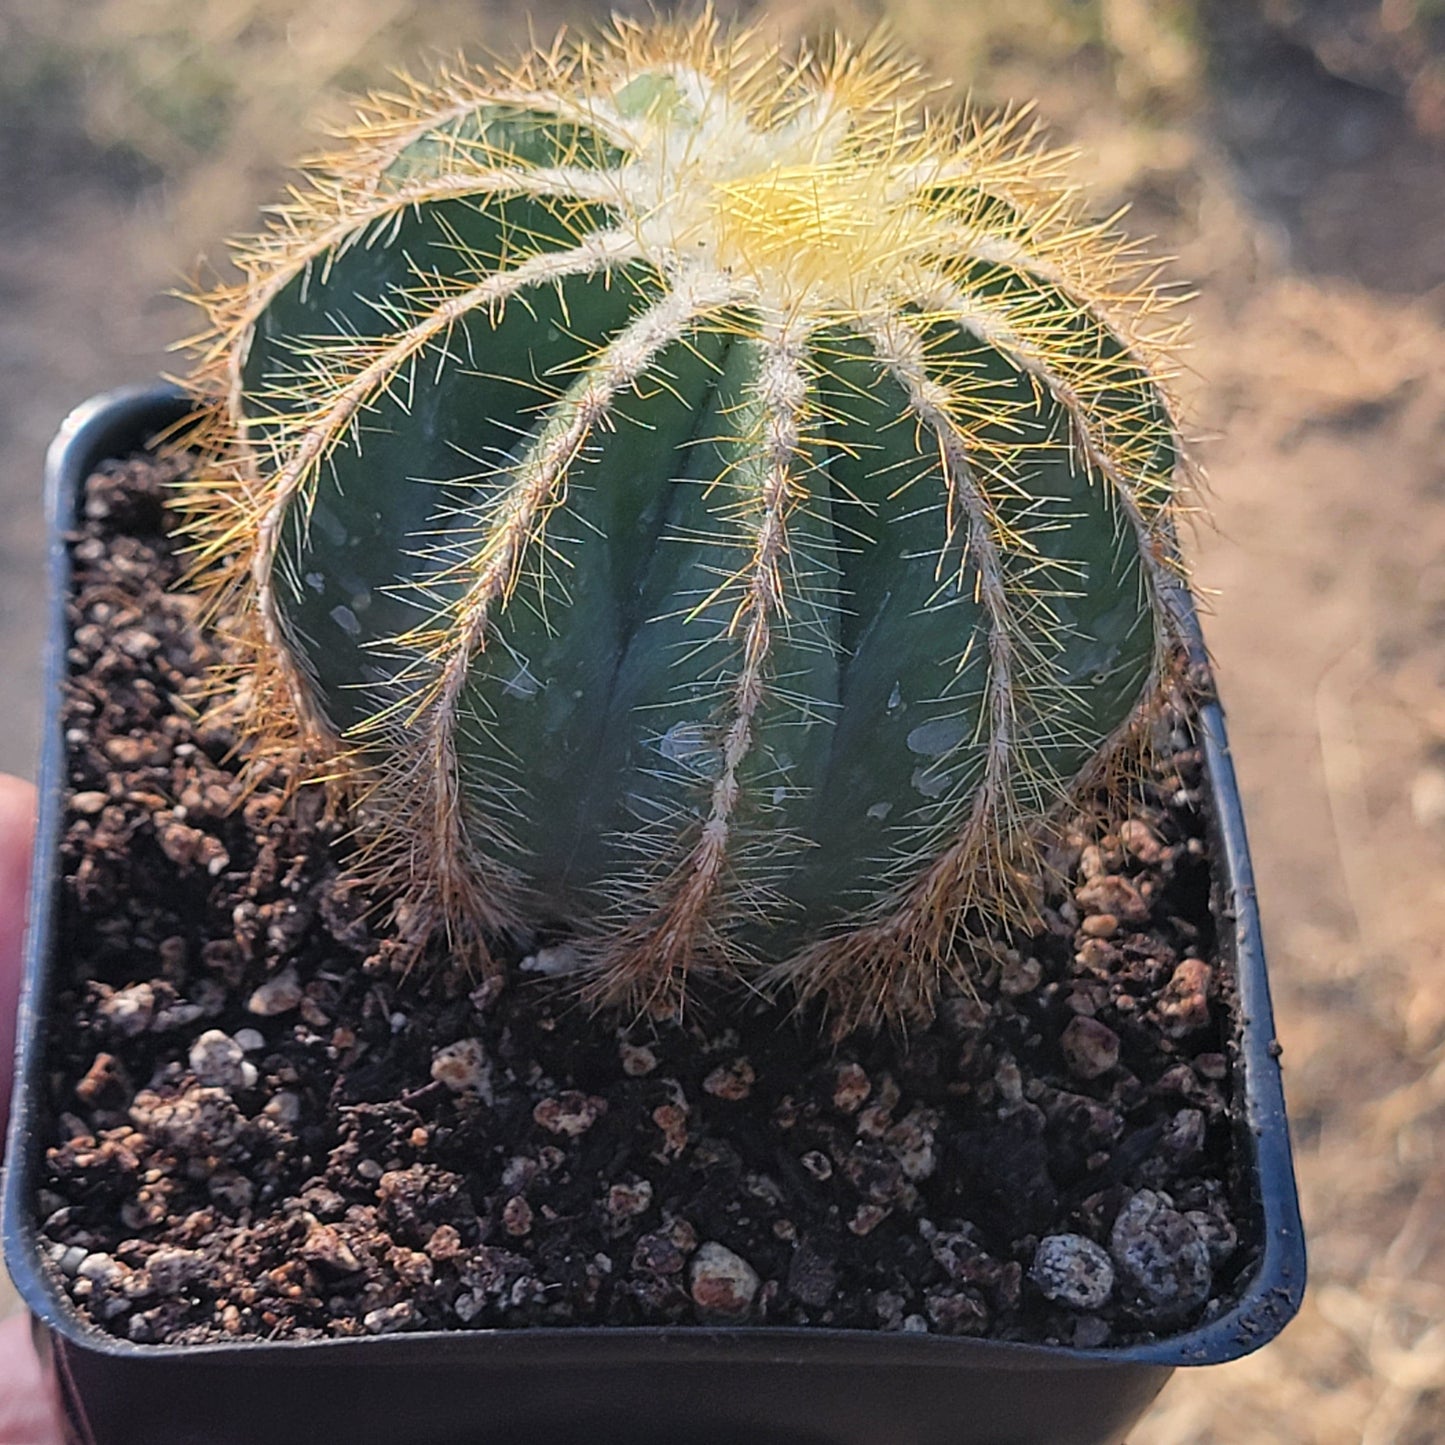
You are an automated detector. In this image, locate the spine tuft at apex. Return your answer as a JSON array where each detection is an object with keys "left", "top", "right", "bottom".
[{"left": 180, "top": 9, "right": 1193, "bottom": 1031}]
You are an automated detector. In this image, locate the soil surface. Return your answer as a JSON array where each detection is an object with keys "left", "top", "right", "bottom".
[{"left": 35, "top": 454, "right": 1250, "bottom": 1349}]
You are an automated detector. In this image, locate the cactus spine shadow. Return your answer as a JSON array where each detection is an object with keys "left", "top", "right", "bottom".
[{"left": 181, "top": 9, "right": 1191, "bottom": 1030}]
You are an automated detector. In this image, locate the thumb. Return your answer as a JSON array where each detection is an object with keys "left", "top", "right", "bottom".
[{"left": 0, "top": 776, "right": 38, "bottom": 1142}]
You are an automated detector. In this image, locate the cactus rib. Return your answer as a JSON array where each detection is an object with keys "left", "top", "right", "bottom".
[
  {"left": 249, "top": 230, "right": 647, "bottom": 761},
  {"left": 582, "top": 314, "right": 818, "bottom": 1014},
  {"left": 363, "top": 270, "right": 748, "bottom": 965}
]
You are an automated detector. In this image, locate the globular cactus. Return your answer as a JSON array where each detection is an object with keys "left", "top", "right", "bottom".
[{"left": 184, "top": 10, "right": 1188, "bottom": 1030}]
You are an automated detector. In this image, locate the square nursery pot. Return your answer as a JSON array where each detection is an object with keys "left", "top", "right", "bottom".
[{"left": 4, "top": 386, "right": 1306, "bottom": 1445}]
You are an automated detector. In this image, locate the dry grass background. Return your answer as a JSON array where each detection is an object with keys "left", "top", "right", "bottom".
[{"left": 2, "top": 1, "right": 1445, "bottom": 1439}]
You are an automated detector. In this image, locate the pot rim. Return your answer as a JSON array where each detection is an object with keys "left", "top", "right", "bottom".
[{"left": 3, "top": 384, "right": 1306, "bottom": 1370}]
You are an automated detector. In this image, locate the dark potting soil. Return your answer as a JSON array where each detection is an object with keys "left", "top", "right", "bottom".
[{"left": 36, "top": 453, "right": 1254, "bottom": 1350}]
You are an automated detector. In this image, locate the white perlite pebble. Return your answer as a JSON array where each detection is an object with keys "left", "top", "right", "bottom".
[
  {"left": 1110, "top": 1189, "right": 1212, "bottom": 1322},
  {"left": 430, "top": 1039, "right": 493, "bottom": 1100},
  {"left": 518, "top": 943, "right": 584, "bottom": 977},
  {"left": 1031, "top": 1234, "right": 1115, "bottom": 1311},
  {"left": 96, "top": 982, "right": 156, "bottom": 1038},
  {"left": 688, "top": 1242, "right": 760, "bottom": 1319},
  {"left": 246, "top": 969, "right": 304, "bottom": 1017},
  {"left": 363, "top": 1301, "right": 416, "bottom": 1334},
  {"left": 1185, "top": 1209, "right": 1238, "bottom": 1267},
  {"left": 77, "top": 1253, "right": 126, "bottom": 1288},
  {"left": 58, "top": 1246, "right": 89, "bottom": 1278},
  {"left": 188, "top": 1030, "right": 258, "bottom": 1091}
]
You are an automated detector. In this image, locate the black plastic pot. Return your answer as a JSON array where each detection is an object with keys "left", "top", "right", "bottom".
[{"left": 4, "top": 386, "right": 1305, "bottom": 1445}]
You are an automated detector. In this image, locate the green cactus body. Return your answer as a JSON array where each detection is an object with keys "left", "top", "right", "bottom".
[{"left": 190, "top": 14, "right": 1184, "bottom": 1026}]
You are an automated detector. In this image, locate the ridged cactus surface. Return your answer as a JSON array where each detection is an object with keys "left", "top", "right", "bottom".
[{"left": 186, "top": 12, "right": 1186, "bottom": 1027}]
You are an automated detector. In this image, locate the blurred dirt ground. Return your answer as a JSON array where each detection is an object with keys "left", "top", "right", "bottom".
[{"left": 2, "top": 1, "right": 1445, "bottom": 1439}]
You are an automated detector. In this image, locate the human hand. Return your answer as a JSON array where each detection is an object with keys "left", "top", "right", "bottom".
[{"left": 0, "top": 775, "right": 64, "bottom": 1444}]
